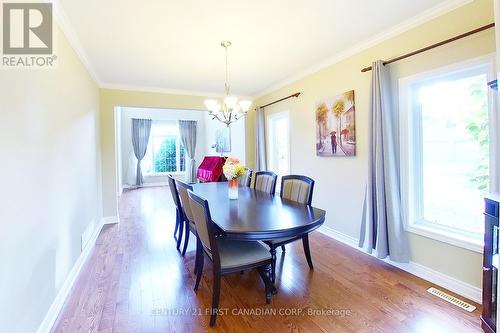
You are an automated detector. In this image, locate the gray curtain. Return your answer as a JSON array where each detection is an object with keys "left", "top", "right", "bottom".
[
  {"left": 359, "top": 60, "right": 409, "bottom": 263},
  {"left": 255, "top": 107, "right": 267, "bottom": 171},
  {"left": 179, "top": 120, "right": 197, "bottom": 183},
  {"left": 132, "top": 118, "right": 152, "bottom": 186}
]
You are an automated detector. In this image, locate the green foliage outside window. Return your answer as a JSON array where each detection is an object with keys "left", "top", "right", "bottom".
[
  {"left": 154, "top": 137, "right": 177, "bottom": 172},
  {"left": 465, "top": 81, "right": 489, "bottom": 193}
]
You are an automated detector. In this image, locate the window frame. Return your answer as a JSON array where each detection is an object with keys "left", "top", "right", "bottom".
[
  {"left": 143, "top": 121, "right": 186, "bottom": 176},
  {"left": 399, "top": 54, "right": 495, "bottom": 253}
]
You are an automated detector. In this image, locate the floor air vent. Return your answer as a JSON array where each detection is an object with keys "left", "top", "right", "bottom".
[{"left": 426, "top": 287, "right": 476, "bottom": 312}]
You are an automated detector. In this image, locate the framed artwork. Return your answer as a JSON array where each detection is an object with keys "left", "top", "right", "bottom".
[
  {"left": 315, "top": 90, "right": 356, "bottom": 156},
  {"left": 215, "top": 127, "right": 231, "bottom": 153}
]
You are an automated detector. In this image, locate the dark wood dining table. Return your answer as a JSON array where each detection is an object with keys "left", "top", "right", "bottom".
[{"left": 192, "top": 182, "right": 326, "bottom": 241}]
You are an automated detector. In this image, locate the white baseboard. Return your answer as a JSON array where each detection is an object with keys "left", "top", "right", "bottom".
[
  {"left": 80, "top": 219, "right": 96, "bottom": 251},
  {"left": 387, "top": 258, "right": 482, "bottom": 303},
  {"left": 101, "top": 215, "right": 120, "bottom": 225},
  {"left": 36, "top": 219, "right": 105, "bottom": 333},
  {"left": 317, "top": 225, "right": 482, "bottom": 303},
  {"left": 122, "top": 182, "right": 169, "bottom": 190},
  {"left": 318, "top": 225, "right": 359, "bottom": 247}
]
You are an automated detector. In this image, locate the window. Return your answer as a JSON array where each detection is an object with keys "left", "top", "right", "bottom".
[
  {"left": 268, "top": 112, "right": 290, "bottom": 190},
  {"left": 400, "top": 57, "right": 494, "bottom": 251},
  {"left": 142, "top": 121, "right": 186, "bottom": 175}
]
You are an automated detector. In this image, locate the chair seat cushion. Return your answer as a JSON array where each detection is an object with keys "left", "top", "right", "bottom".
[{"left": 217, "top": 239, "right": 271, "bottom": 270}]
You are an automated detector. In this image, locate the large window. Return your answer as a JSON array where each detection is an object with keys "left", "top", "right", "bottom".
[
  {"left": 400, "top": 57, "right": 493, "bottom": 251},
  {"left": 142, "top": 121, "right": 186, "bottom": 175}
]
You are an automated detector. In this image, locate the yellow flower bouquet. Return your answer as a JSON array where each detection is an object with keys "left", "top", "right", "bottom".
[
  {"left": 222, "top": 157, "right": 245, "bottom": 180},
  {"left": 223, "top": 158, "right": 245, "bottom": 199}
]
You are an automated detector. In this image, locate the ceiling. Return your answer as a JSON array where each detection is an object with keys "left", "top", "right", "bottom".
[{"left": 58, "top": 0, "right": 467, "bottom": 97}]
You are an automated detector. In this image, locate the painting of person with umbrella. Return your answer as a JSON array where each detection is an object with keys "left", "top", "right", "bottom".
[
  {"left": 315, "top": 90, "right": 356, "bottom": 157},
  {"left": 330, "top": 131, "right": 337, "bottom": 154}
]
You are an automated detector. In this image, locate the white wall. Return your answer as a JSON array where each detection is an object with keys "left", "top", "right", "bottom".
[
  {"left": 0, "top": 26, "right": 100, "bottom": 333},
  {"left": 119, "top": 107, "right": 207, "bottom": 188},
  {"left": 204, "top": 113, "right": 246, "bottom": 164},
  {"left": 115, "top": 107, "right": 123, "bottom": 195}
]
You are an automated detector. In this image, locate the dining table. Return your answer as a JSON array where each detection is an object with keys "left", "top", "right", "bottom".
[{"left": 192, "top": 182, "right": 326, "bottom": 241}]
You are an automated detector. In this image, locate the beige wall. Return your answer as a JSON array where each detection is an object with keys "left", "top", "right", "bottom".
[
  {"left": 250, "top": 0, "right": 495, "bottom": 288},
  {"left": 0, "top": 26, "right": 100, "bottom": 332},
  {"left": 99, "top": 89, "right": 212, "bottom": 217}
]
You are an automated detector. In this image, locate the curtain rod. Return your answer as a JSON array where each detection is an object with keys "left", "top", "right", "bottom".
[
  {"left": 259, "top": 92, "right": 301, "bottom": 109},
  {"left": 361, "top": 23, "right": 495, "bottom": 73}
]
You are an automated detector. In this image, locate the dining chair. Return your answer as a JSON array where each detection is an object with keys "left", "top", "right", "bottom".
[
  {"left": 253, "top": 171, "right": 278, "bottom": 195},
  {"left": 264, "top": 175, "right": 315, "bottom": 283},
  {"left": 175, "top": 180, "right": 198, "bottom": 257},
  {"left": 167, "top": 175, "right": 183, "bottom": 250},
  {"left": 239, "top": 167, "right": 253, "bottom": 187},
  {"left": 187, "top": 189, "right": 274, "bottom": 326}
]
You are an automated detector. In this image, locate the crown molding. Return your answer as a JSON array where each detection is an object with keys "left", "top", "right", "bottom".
[
  {"left": 99, "top": 83, "right": 221, "bottom": 98},
  {"left": 50, "top": 0, "right": 101, "bottom": 85},
  {"left": 253, "top": 0, "right": 474, "bottom": 98},
  {"left": 50, "top": 0, "right": 251, "bottom": 99},
  {"left": 99, "top": 82, "right": 254, "bottom": 100},
  {"left": 47, "top": 0, "right": 473, "bottom": 98}
]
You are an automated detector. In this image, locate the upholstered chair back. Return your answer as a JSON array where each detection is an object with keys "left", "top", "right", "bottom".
[
  {"left": 280, "top": 175, "right": 315, "bottom": 205},
  {"left": 254, "top": 171, "right": 278, "bottom": 195},
  {"left": 187, "top": 190, "right": 214, "bottom": 254},
  {"left": 239, "top": 168, "right": 253, "bottom": 187},
  {"left": 167, "top": 175, "right": 181, "bottom": 209},
  {"left": 175, "top": 180, "right": 195, "bottom": 223}
]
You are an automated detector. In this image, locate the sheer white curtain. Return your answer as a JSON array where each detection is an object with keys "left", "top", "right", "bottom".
[{"left": 359, "top": 60, "right": 409, "bottom": 263}]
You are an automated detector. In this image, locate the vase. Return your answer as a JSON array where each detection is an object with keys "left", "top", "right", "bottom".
[{"left": 228, "top": 178, "right": 239, "bottom": 199}]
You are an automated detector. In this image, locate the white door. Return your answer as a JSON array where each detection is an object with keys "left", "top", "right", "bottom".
[{"left": 267, "top": 112, "right": 290, "bottom": 191}]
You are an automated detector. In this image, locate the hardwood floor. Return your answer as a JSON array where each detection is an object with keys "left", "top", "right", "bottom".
[{"left": 51, "top": 187, "right": 483, "bottom": 333}]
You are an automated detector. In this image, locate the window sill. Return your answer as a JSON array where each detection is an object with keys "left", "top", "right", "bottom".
[
  {"left": 144, "top": 172, "right": 186, "bottom": 177},
  {"left": 406, "top": 223, "right": 483, "bottom": 254}
]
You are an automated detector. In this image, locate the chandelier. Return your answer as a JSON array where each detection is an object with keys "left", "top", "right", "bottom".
[{"left": 204, "top": 41, "right": 252, "bottom": 126}]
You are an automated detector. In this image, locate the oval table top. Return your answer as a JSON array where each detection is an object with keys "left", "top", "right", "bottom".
[{"left": 192, "top": 182, "right": 326, "bottom": 240}]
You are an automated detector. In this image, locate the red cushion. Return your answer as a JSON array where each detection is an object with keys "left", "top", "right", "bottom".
[{"left": 197, "top": 156, "right": 226, "bottom": 182}]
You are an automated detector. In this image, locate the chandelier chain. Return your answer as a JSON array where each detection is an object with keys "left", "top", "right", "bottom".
[{"left": 224, "top": 43, "right": 229, "bottom": 95}]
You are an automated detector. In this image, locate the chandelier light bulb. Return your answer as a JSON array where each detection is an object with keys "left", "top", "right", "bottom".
[
  {"left": 239, "top": 100, "right": 252, "bottom": 112},
  {"left": 214, "top": 103, "right": 222, "bottom": 113},
  {"left": 232, "top": 104, "right": 241, "bottom": 114},
  {"left": 204, "top": 99, "right": 218, "bottom": 112},
  {"left": 224, "top": 96, "right": 238, "bottom": 108}
]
